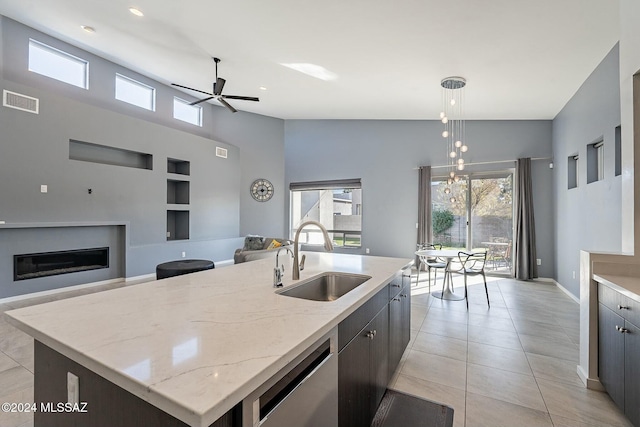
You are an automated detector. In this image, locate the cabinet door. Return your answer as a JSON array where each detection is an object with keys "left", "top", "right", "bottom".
[
  {"left": 388, "top": 295, "right": 403, "bottom": 378},
  {"left": 339, "top": 328, "right": 371, "bottom": 427},
  {"left": 369, "top": 306, "right": 389, "bottom": 418},
  {"left": 625, "top": 321, "right": 640, "bottom": 427},
  {"left": 599, "top": 303, "right": 625, "bottom": 410},
  {"left": 400, "top": 279, "right": 411, "bottom": 351}
]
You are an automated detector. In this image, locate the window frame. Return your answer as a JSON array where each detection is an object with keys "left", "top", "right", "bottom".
[
  {"left": 289, "top": 179, "right": 362, "bottom": 249},
  {"left": 173, "top": 97, "right": 203, "bottom": 127},
  {"left": 28, "top": 39, "right": 89, "bottom": 89},
  {"left": 115, "top": 73, "right": 156, "bottom": 111}
]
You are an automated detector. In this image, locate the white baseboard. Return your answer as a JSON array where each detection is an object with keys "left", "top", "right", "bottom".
[
  {"left": 215, "top": 259, "right": 234, "bottom": 268},
  {"left": 0, "top": 277, "right": 124, "bottom": 304},
  {"left": 125, "top": 273, "right": 155, "bottom": 282},
  {"left": 577, "top": 364, "right": 604, "bottom": 391},
  {"left": 537, "top": 277, "right": 579, "bottom": 304}
]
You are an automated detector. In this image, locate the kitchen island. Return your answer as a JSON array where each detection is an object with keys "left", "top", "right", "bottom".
[{"left": 5, "top": 252, "right": 412, "bottom": 427}]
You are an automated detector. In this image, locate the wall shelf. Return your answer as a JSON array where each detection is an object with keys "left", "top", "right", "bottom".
[
  {"left": 69, "top": 139, "right": 153, "bottom": 170},
  {"left": 167, "top": 180, "right": 190, "bottom": 205},
  {"left": 166, "top": 158, "right": 190, "bottom": 241},
  {"left": 166, "top": 210, "right": 189, "bottom": 241},
  {"left": 167, "top": 158, "right": 190, "bottom": 176}
]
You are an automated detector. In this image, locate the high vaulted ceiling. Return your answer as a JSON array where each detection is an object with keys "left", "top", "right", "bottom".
[{"left": 0, "top": 0, "right": 619, "bottom": 120}]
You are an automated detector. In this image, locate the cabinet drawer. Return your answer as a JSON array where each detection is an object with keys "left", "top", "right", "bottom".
[
  {"left": 598, "top": 284, "right": 640, "bottom": 327},
  {"left": 339, "top": 285, "right": 389, "bottom": 351}
]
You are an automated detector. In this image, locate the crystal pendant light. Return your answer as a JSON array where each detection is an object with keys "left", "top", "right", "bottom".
[{"left": 440, "top": 76, "right": 469, "bottom": 202}]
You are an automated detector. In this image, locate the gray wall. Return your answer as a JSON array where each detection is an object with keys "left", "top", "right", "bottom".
[
  {"left": 552, "top": 44, "right": 621, "bottom": 296},
  {"left": 0, "top": 17, "right": 285, "bottom": 297},
  {"left": 284, "top": 119, "right": 555, "bottom": 277}
]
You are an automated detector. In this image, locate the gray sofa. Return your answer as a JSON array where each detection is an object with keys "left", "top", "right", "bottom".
[{"left": 234, "top": 236, "right": 294, "bottom": 264}]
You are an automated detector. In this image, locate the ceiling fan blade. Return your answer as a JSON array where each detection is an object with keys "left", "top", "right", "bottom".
[
  {"left": 213, "top": 78, "right": 226, "bottom": 96},
  {"left": 190, "top": 96, "right": 214, "bottom": 106},
  {"left": 217, "top": 97, "right": 237, "bottom": 113},
  {"left": 223, "top": 95, "right": 260, "bottom": 102},
  {"left": 171, "top": 83, "right": 213, "bottom": 96}
]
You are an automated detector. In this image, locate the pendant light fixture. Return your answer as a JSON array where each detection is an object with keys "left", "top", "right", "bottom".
[{"left": 440, "top": 76, "right": 468, "bottom": 202}]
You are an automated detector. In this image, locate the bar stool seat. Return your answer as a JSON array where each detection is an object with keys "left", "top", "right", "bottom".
[{"left": 156, "top": 259, "right": 214, "bottom": 280}]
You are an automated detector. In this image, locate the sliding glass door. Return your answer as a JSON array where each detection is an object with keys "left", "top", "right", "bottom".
[{"left": 432, "top": 171, "right": 514, "bottom": 275}]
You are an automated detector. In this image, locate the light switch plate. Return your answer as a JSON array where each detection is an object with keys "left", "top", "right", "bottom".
[{"left": 40, "top": 185, "right": 48, "bottom": 193}]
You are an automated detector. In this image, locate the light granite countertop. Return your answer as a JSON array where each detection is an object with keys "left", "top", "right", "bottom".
[
  {"left": 593, "top": 274, "right": 640, "bottom": 303},
  {"left": 5, "top": 252, "right": 412, "bottom": 427}
]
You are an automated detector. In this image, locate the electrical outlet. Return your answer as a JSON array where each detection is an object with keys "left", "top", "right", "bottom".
[
  {"left": 536, "top": 258, "right": 541, "bottom": 266},
  {"left": 67, "top": 372, "right": 79, "bottom": 404},
  {"left": 40, "top": 184, "right": 48, "bottom": 193},
  {"left": 166, "top": 232, "right": 171, "bottom": 238},
  {"left": 181, "top": 251, "right": 186, "bottom": 258},
  {"left": 572, "top": 271, "right": 576, "bottom": 279},
  {"left": 365, "top": 248, "right": 370, "bottom": 254}
]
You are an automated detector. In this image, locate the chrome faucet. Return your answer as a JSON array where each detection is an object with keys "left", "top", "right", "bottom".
[
  {"left": 292, "top": 220, "right": 334, "bottom": 280},
  {"left": 274, "top": 246, "right": 294, "bottom": 288}
]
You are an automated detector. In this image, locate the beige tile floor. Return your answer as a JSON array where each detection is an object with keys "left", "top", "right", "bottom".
[
  {"left": 389, "top": 273, "right": 633, "bottom": 427},
  {"left": 0, "top": 274, "right": 634, "bottom": 427}
]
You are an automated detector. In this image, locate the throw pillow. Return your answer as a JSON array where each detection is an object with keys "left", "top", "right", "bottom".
[
  {"left": 244, "top": 235, "right": 265, "bottom": 251},
  {"left": 267, "top": 239, "right": 282, "bottom": 250}
]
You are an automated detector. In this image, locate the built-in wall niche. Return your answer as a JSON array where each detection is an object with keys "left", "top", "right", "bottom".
[
  {"left": 615, "top": 125, "right": 622, "bottom": 176},
  {"left": 568, "top": 154, "right": 579, "bottom": 189},
  {"left": 587, "top": 140, "right": 604, "bottom": 184},
  {"left": 167, "top": 210, "right": 189, "bottom": 241},
  {"left": 167, "top": 158, "right": 190, "bottom": 176},
  {"left": 69, "top": 139, "right": 153, "bottom": 170},
  {"left": 167, "top": 180, "right": 190, "bottom": 204}
]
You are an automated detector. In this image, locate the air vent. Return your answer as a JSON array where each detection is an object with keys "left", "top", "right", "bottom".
[
  {"left": 216, "top": 147, "right": 228, "bottom": 159},
  {"left": 3, "top": 90, "right": 39, "bottom": 114}
]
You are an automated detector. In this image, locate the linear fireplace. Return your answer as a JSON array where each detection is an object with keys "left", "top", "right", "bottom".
[{"left": 14, "top": 247, "right": 109, "bottom": 281}]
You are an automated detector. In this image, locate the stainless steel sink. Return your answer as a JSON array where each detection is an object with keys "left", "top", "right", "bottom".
[{"left": 277, "top": 272, "right": 372, "bottom": 301}]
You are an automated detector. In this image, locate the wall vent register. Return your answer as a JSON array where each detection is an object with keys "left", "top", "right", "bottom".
[{"left": 3, "top": 90, "right": 39, "bottom": 114}]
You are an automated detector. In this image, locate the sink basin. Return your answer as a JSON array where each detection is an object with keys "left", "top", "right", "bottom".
[{"left": 277, "top": 272, "right": 372, "bottom": 301}]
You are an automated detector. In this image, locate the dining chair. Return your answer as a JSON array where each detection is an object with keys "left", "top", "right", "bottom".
[
  {"left": 457, "top": 251, "right": 490, "bottom": 309},
  {"left": 416, "top": 243, "right": 447, "bottom": 292}
]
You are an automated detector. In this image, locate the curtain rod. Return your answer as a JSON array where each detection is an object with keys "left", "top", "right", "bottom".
[{"left": 417, "top": 156, "right": 552, "bottom": 170}]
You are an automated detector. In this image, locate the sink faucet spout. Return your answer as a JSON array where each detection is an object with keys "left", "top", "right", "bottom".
[{"left": 292, "top": 221, "right": 334, "bottom": 280}]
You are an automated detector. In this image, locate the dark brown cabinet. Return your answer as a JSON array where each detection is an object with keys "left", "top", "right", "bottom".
[
  {"left": 598, "top": 283, "right": 640, "bottom": 427},
  {"left": 389, "top": 275, "right": 411, "bottom": 379},
  {"left": 338, "top": 268, "right": 411, "bottom": 427}
]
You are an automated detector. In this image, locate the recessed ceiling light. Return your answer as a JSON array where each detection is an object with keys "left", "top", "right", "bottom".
[
  {"left": 280, "top": 63, "right": 337, "bottom": 81},
  {"left": 129, "top": 7, "right": 144, "bottom": 17},
  {"left": 259, "top": 86, "right": 267, "bottom": 91},
  {"left": 81, "top": 25, "right": 96, "bottom": 33}
]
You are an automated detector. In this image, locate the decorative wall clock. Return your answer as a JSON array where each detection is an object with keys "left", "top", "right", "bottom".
[{"left": 250, "top": 178, "right": 274, "bottom": 202}]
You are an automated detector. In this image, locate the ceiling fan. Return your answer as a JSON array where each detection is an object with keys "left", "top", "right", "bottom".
[{"left": 171, "top": 57, "right": 259, "bottom": 113}]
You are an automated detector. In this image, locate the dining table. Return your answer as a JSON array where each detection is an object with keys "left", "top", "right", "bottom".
[{"left": 415, "top": 249, "right": 465, "bottom": 301}]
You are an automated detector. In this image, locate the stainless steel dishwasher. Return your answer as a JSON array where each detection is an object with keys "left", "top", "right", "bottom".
[{"left": 243, "top": 329, "right": 338, "bottom": 427}]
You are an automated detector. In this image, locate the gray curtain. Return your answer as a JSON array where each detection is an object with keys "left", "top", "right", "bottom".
[
  {"left": 514, "top": 158, "right": 538, "bottom": 280},
  {"left": 417, "top": 166, "right": 432, "bottom": 269}
]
